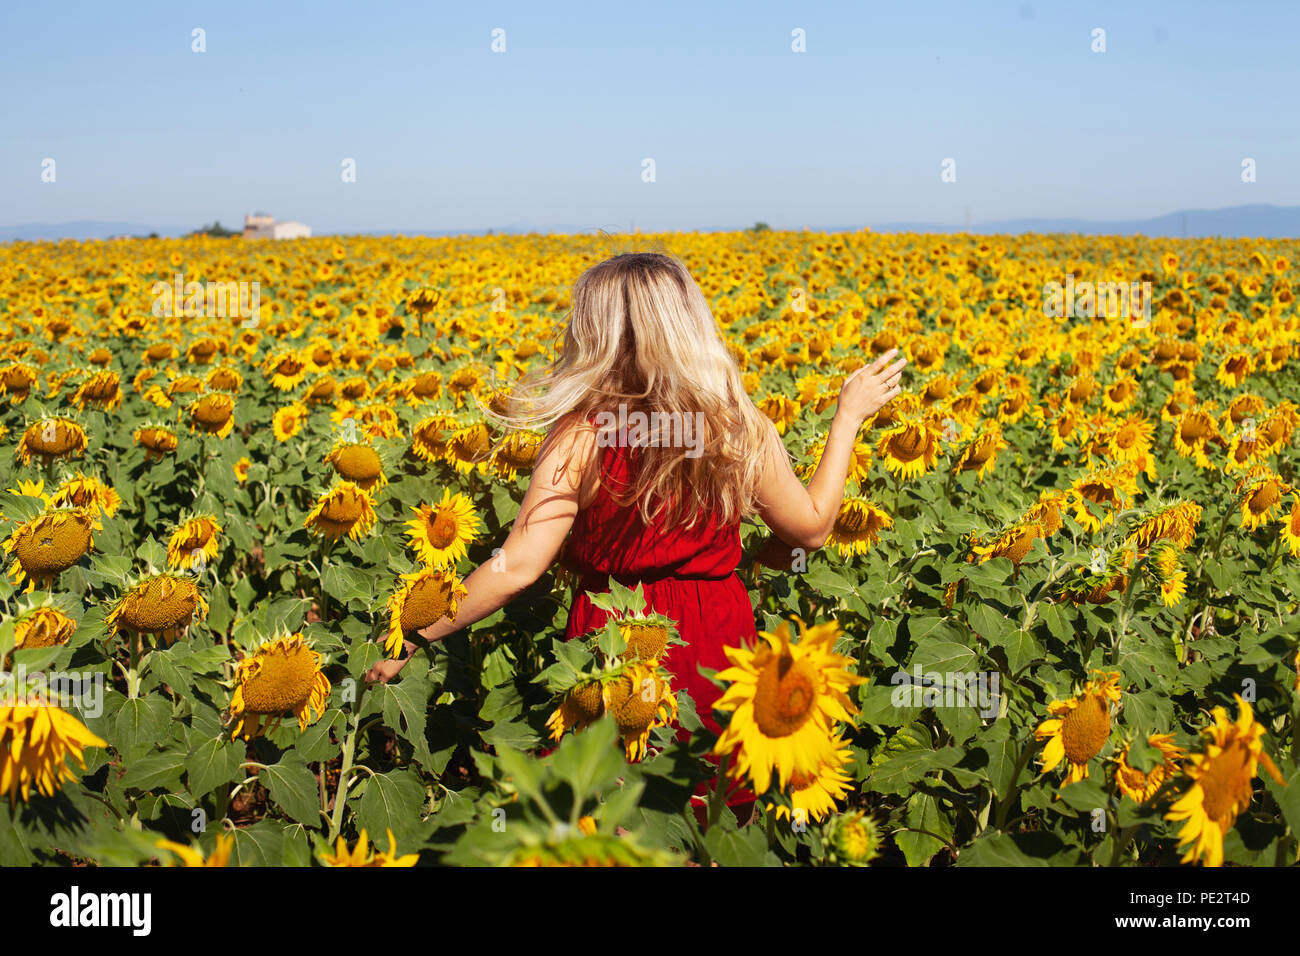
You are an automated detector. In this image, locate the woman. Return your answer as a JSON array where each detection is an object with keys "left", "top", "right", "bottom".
[{"left": 365, "top": 252, "right": 905, "bottom": 764}]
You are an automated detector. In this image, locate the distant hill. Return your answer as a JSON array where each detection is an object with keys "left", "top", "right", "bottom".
[
  {"left": 2, "top": 205, "right": 1297, "bottom": 241},
  {"left": 0, "top": 221, "right": 187, "bottom": 241},
  {"left": 869, "top": 204, "right": 1299, "bottom": 238}
]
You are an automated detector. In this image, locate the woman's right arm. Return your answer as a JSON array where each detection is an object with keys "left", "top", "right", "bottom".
[{"left": 755, "top": 347, "right": 906, "bottom": 550}]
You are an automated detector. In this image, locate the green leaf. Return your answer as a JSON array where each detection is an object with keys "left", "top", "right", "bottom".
[
  {"left": 186, "top": 735, "right": 245, "bottom": 799},
  {"left": 261, "top": 753, "right": 322, "bottom": 826},
  {"left": 353, "top": 769, "right": 427, "bottom": 846}
]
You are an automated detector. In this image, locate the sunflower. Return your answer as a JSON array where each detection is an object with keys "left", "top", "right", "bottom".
[
  {"left": 1235, "top": 470, "right": 1291, "bottom": 530},
  {"left": 1022, "top": 489, "right": 1067, "bottom": 537},
  {"left": 263, "top": 350, "right": 309, "bottom": 391},
  {"left": 405, "top": 489, "right": 480, "bottom": 567},
  {"left": 1215, "top": 350, "right": 1252, "bottom": 388},
  {"left": 489, "top": 429, "right": 544, "bottom": 480},
  {"left": 304, "top": 482, "right": 378, "bottom": 541},
  {"left": 272, "top": 402, "right": 309, "bottom": 442},
  {"left": 1068, "top": 470, "right": 1127, "bottom": 533},
  {"left": 1172, "top": 409, "right": 1220, "bottom": 468},
  {"left": 1034, "top": 670, "right": 1122, "bottom": 787},
  {"left": 12, "top": 605, "right": 77, "bottom": 654},
  {"left": 71, "top": 369, "right": 122, "bottom": 411},
  {"left": 408, "top": 415, "right": 456, "bottom": 463},
  {"left": 603, "top": 661, "right": 678, "bottom": 761},
  {"left": 188, "top": 393, "right": 236, "bottom": 438},
  {"left": 134, "top": 424, "right": 178, "bottom": 460},
  {"left": 1150, "top": 543, "right": 1187, "bottom": 606},
  {"left": 319, "top": 828, "right": 418, "bottom": 867},
  {"left": 822, "top": 809, "right": 883, "bottom": 867},
  {"left": 233, "top": 457, "right": 251, "bottom": 483},
  {"left": 970, "top": 521, "right": 1041, "bottom": 567},
  {"left": 229, "top": 633, "right": 331, "bottom": 740},
  {"left": 155, "top": 833, "right": 234, "bottom": 867},
  {"left": 106, "top": 573, "right": 209, "bottom": 645},
  {"left": 876, "top": 418, "right": 941, "bottom": 480},
  {"left": 167, "top": 515, "right": 222, "bottom": 570},
  {"left": 618, "top": 613, "right": 679, "bottom": 663},
  {"left": 49, "top": 473, "right": 121, "bottom": 522},
  {"left": 546, "top": 677, "right": 609, "bottom": 742},
  {"left": 16, "top": 418, "right": 87, "bottom": 466},
  {"left": 826, "top": 498, "right": 892, "bottom": 558},
  {"left": 757, "top": 395, "right": 801, "bottom": 435},
  {"left": 446, "top": 421, "right": 492, "bottom": 474},
  {"left": 3, "top": 509, "right": 95, "bottom": 591},
  {"left": 1283, "top": 497, "right": 1300, "bottom": 557},
  {"left": 1114, "top": 733, "right": 1183, "bottom": 804},
  {"left": 384, "top": 566, "right": 468, "bottom": 657},
  {"left": 770, "top": 732, "right": 854, "bottom": 824},
  {"left": 1166, "top": 695, "right": 1285, "bottom": 868},
  {"left": 712, "top": 618, "right": 865, "bottom": 795},
  {"left": 7, "top": 477, "right": 50, "bottom": 507},
  {"left": 1125, "top": 499, "right": 1202, "bottom": 552},
  {"left": 325, "top": 442, "right": 387, "bottom": 490},
  {"left": 951, "top": 423, "right": 1007, "bottom": 481},
  {"left": 0, "top": 700, "right": 107, "bottom": 803}
]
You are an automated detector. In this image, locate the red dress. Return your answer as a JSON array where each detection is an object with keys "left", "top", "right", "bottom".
[{"left": 563, "top": 438, "right": 758, "bottom": 804}]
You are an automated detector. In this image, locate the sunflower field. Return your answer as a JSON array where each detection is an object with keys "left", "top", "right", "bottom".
[{"left": 1, "top": 229, "right": 1298, "bottom": 868}]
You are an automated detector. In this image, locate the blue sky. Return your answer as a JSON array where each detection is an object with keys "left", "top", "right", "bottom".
[{"left": 2, "top": 0, "right": 1297, "bottom": 234}]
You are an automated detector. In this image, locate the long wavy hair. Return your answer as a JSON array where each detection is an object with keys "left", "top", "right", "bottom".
[{"left": 492, "top": 252, "right": 775, "bottom": 527}]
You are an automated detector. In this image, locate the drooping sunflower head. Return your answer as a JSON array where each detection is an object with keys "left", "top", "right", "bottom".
[
  {"left": 166, "top": 514, "right": 222, "bottom": 571},
  {"left": 545, "top": 676, "right": 609, "bottom": 743},
  {"left": 0, "top": 699, "right": 107, "bottom": 803},
  {"left": 49, "top": 472, "right": 122, "bottom": 522},
  {"left": 404, "top": 489, "right": 480, "bottom": 568},
  {"left": 409, "top": 413, "right": 459, "bottom": 462},
  {"left": 617, "top": 612, "right": 679, "bottom": 663},
  {"left": 11, "top": 604, "right": 78, "bottom": 656},
  {"left": 876, "top": 417, "right": 941, "bottom": 480},
  {"left": 773, "top": 732, "right": 854, "bottom": 824},
  {"left": 1034, "top": 670, "right": 1123, "bottom": 787},
  {"left": 134, "top": 423, "right": 179, "bottom": 460},
  {"left": 488, "top": 429, "right": 544, "bottom": 480},
  {"left": 1114, "top": 732, "right": 1184, "bottom": 804},
  {"left": 827, "top": 498, "right": 893, "bottom": 558},
  {"left": 17, "top": 417, "right": 87, "bottom": 466},
  {"left": 446, "top": 421, "right": 493, "bottom": 474},
  {"left": 106, "top": 573, "right": 208, "bottom": 644},
  {"left": 3, "top": 508, "right": 96, "bottom": 591},
  {"left": 188, "top": 393, "right": 236, "bottom": 438},
  {"left": 1235, "top": 470, "right": 1291, "bottom": 531},
  {"left": 712, "top": 618, "right": 866, "bottom": 795},
  {"left": 304, "top": 482, "right": 378, "bottom": 541},
  {"left": 384, "top": 566, "right": 468, "bottom": 657},
  {"left": 970, "top": 521, "right": 1042, "bottom": 567},
  {"left": 602, "top": 661, "right": 678, "bottom": 762},
  {"left": 1166, "top": 695, "right": 1285, "bottom": 867},
  {"left": 324, "top": 441, "right": 388, "bottom": 490},
  {"left": 229, "top": 632, "right": 331, "bottom": 740}
]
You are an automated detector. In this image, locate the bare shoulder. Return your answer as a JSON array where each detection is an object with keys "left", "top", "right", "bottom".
[{"left": 535, "top": 412, "right": 599, "bottom": 494}]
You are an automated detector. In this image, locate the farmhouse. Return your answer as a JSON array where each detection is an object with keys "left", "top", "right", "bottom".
[{"left": 242, "top": 212, "right": 311, "bottom": 240}]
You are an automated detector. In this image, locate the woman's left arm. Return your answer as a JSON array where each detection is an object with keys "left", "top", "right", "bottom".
[{"left": 365, "top": 420, "right": 596, "bottom": 684}]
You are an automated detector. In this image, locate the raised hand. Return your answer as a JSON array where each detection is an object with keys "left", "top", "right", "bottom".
[{"left": 834, "top": 347, "right": 907, "bottom": 427}]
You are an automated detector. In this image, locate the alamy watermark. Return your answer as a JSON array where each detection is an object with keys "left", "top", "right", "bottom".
[
  {"left": 592, "top": 403, "right": 705, "bottom": 459},
  {"left": 1043, "top": 274, "right": 1151, "bottom": 327},
  {"left": 151, "top": 273, "right": 260, "bottom": 327},
  {"left": 0, "top": 667, "right": 105, "bottom": 718},
  {"left": 889, "top": 666, "right": 1001, "bottom": 718}
]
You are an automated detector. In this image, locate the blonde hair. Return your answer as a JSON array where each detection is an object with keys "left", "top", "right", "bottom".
[{"left": 493, "top": 251, "right": 774, "bottom": 527}]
